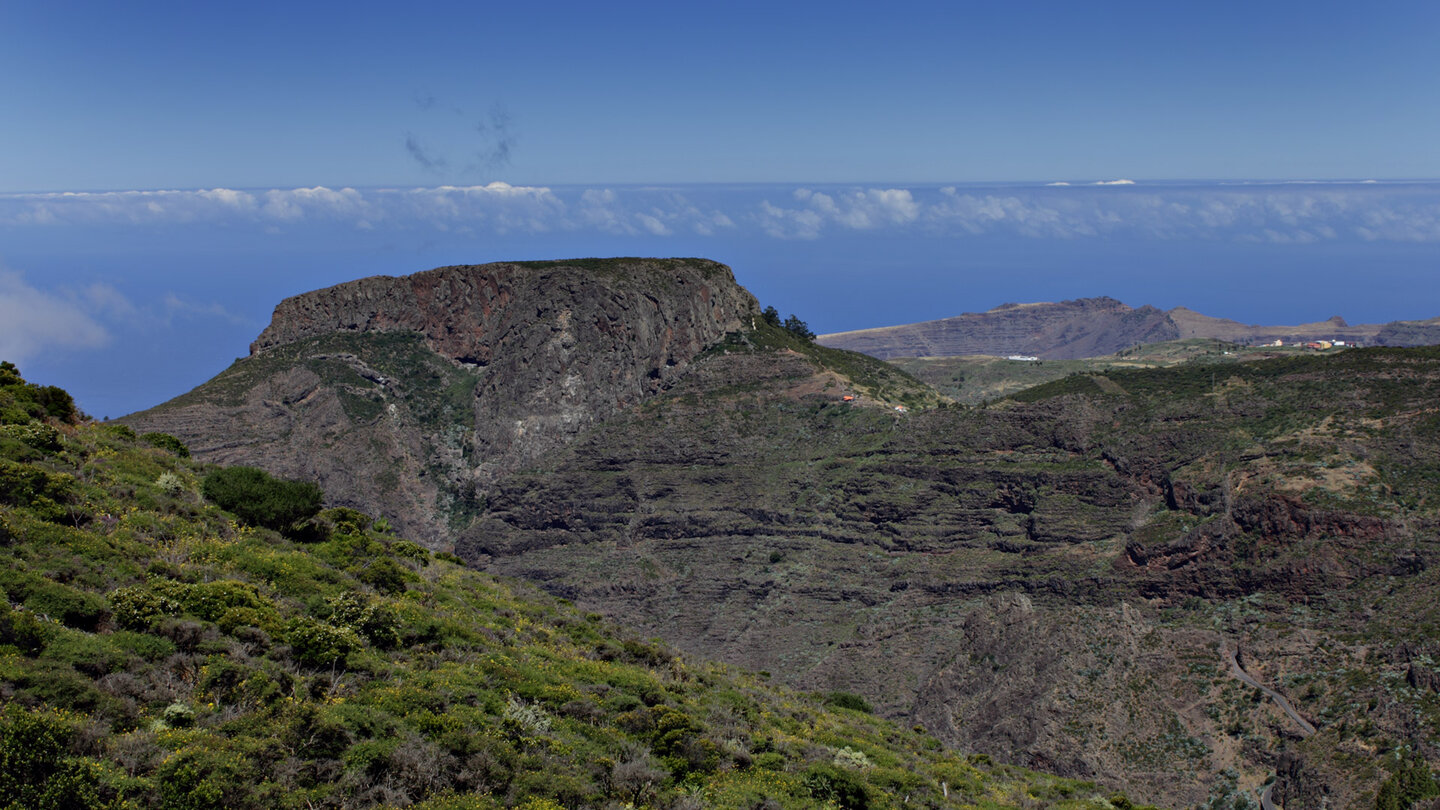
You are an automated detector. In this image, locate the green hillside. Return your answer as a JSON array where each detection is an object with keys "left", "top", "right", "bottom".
[
  {"left": 0, "top": 362, "right": 1134, "bottom": 810},
  {"left": 890, "top": 338, "right": 1322, "bottom": 405}
]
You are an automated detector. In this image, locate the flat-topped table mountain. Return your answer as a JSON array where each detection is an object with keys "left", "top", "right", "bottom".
[{"left": 123, "top": 259, "right": 757, "bottom": 545}]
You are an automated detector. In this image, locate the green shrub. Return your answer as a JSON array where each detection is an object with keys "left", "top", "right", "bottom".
[
  {"left": 109, "top": 630, "right": 177, "bottom": 662},
  {"left": 325, "top": 592, "right": 400, "bottom": 648},
  {"left": 358, "top": 557, "right": 409, "bottom": 595},
  {"left": 0, "top": 364, "right": 81, "bottom": 424},
  {"left": 0, "top": 600, "right": 52, "bottom": 654},
  {"left": 802, "top": 763, "right": 870, "bottom": 810},
  {"left": 753, "top": 751, "right": 786, "bottom": 771},
  {"left": 160, "top": 702, "right": 197, "bottom": 729},
  {"left": 177, "top": 580, "right": 274, "bottom": 623},
  {"left": 0, "top": 422, "right": 61, "bottom": 453},
  {"left": 0, "top": 458, "right": 73, "bottom": 518},
  {"left": 41, "top": 631, "right": 127, "bottom": 677},
  {"left": 824, "top": 691, "right": 874, "bottom": 714},
  {"left": 103, "top": 423, "right": 136, "bottom": 441},
  {"left": 201, "top": 466, "right": 324, "bottom": 533},
  {"left": 108, "top": 584, "right": 182, "bottom": 631},
  {"left": 23, "top": 581, "right": 107, "bottom": 631},
  {"left": 316, "top": 506, "right": 372, "bottom": 536},
  {"left": 285, "top": 616, "right": 361, "bottom": 668},
  {"left": 140, "top": 431, "right": 190, "bottom": 457},
  {"left": 155, "top": 743, "right": 254, "bottom": 810},
  {"left": 156, "top": 471, "right": 187, "bottom": 495},
  {"left": 390, "top": 539, "right": 431, "bottom": 564},
  {"left": 0, "top": 704, "right": 104, "bottom": 809}
]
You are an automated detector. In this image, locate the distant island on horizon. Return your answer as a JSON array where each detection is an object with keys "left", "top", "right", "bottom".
[{"left": 818, "top": 296, "right": 1440, "bottom": 360}]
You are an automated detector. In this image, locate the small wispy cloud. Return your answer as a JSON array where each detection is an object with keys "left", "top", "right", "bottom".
[
  {"left": 0, "top": 268, "right": 120, "bottom": 363},
  {"left": 161, "top": 293, "right": 253, "bottom": 327},
  {"left": 757, "top": 188, "right": 919, "bottom": 239}
]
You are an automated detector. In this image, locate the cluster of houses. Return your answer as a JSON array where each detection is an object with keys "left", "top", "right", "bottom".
[{"left": 1259, "top": 339, "right": 1355, "bottom": 350}]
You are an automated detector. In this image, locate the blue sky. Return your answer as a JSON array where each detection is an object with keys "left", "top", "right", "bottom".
[
  {"left": 1, "top": 1, "right": 1438, "bottom": 418},
  {"left": 4, "top": 0, "right": 1438, "bottom": 188}
]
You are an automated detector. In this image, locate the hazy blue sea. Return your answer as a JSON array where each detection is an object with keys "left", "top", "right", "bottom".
[{"left": 2, "top": 180, "right": 1437, "bottom": 418}]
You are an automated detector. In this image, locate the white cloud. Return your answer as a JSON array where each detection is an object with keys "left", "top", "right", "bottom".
[
  {"left": 636, "top": 213, "right": 670, "bottom": 236},
  {"left": 758, "top": 200, "right": 826, "bottom": 239},
  {"left": 260, "top": 186, "right": 366, "bottom": 220},
  {"left": 0, "top": 270, "right": 117, "bottom": 363},
  {"left": 570, "top": 188, "right": 733, "bottom": 237},
  {"left": 161, "top": 293, "right": 253, "bottom": 326},
  {"left": 1, "top": 182, "right": 1438, "bottom": 245},
  {"left": 757, "top": 187, "right": 920, "bottom": 238},
  {"left": 1093, "top": 179, "right": 1136, "bottom": 186}
]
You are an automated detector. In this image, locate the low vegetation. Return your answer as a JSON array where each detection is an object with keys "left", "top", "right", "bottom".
[
  {"left": 698, "top": 314, "right": 946, "bottom": 411},
  {"left": 0, "top": 365, "right": 1137, "bottom": 809}
]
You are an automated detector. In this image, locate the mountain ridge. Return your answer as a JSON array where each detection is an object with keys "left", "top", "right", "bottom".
[
  {"left": 122, "top": 259, "right": 758, "bottom": 544},
  {"left": 113, "top": 259, "right": 1440, "bottom": 808},
  {"left": 817, "top": 297, "right": 1440, "bottom": 359},
  {"left": 2, "top": 363, "right": 1121, "bottom": 810}
]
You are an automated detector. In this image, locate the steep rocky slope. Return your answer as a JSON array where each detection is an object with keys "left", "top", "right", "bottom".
[
  {"left": 2, "top": 366, "right": 1124, "bottom": 810},
  {"left": 819, "top": 298, "right": 1440, "bottom": 360},
  {"left": 119, "top": 260, "right": 1440, "bottom": 808},
  {"left": 460, "top": 343, "right": 1440, "bottom": 809},
  {"left": 122, "top": 259, "right": 757, "bottom": 544}
]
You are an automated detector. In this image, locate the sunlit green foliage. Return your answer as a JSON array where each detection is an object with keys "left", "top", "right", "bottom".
[
  {"left": 200, "top": 465, "right": 324, "bottom": 534},
  {"left": 0, "top": 366, "right": 1121, "bottom": 809}
]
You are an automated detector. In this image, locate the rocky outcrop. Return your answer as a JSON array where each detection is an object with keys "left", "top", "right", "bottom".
[
  {"left": 1375, "top": 317, "right": 1440, "bottom": 347},
  {"left": 247, "top": 259, "right": 755, "bottom": 478},
  {"left": 123, "top": 258, "right": 757, "bottom": 543}
]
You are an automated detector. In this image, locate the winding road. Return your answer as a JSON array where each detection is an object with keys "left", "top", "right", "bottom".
[
  {"left": 1225, "top": 646, "right": 1316, "bottom": 810},
  {"left": 1227, "top": 648, "right": 1317, "bottom": 736}
]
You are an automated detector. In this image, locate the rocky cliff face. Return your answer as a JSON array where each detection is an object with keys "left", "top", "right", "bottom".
[
  {"left": 123, "top": 259, "right": 757, "bottom": 543},
  {"left": 458, "top": 343, "right": 1440, "bottom": 809},
  {"left": 122, "top": 262, "right": 1440, "bottom": 808}
]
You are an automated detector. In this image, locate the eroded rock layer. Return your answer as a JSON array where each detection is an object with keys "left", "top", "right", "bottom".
[{"left": 124, "top": 259, "right": 757, "bottom": 543}]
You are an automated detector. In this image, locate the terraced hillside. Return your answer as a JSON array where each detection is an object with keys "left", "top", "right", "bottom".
[
  {"left": 110, "top": 259, "right": 1440, "bottom": 808},
  {"left": 0, "top": 363, "right": 1125, "bottom": 810},
  {"left": 461, "top": 343, "right": 1440, "bottom": 809},
  {"left": 123, "top": 259, "right": 759, "bottom": 546}
]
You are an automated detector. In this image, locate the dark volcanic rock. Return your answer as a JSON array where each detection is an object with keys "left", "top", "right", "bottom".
[{"left": 123, "top": 259, "right": 756, "bottom": 543}]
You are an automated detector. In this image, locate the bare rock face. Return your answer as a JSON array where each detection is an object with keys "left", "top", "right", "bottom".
[{"left": 124, "top": 259, "right": 757, "bottom": 544}]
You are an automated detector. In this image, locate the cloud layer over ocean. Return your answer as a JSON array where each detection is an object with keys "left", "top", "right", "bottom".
[{"left": 5, "top": 181, "right": 1439, "bottom": 245}]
